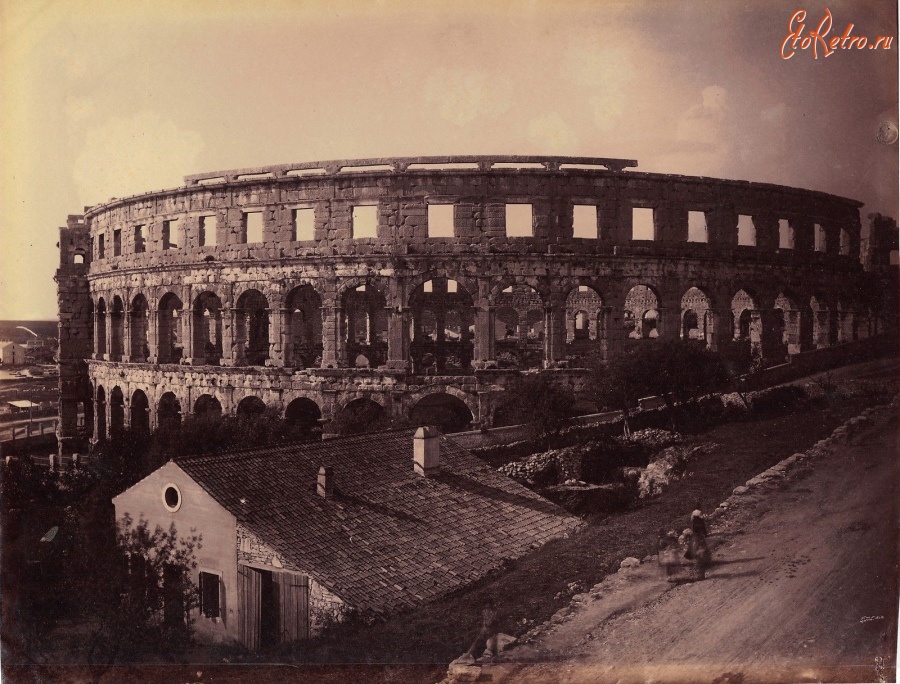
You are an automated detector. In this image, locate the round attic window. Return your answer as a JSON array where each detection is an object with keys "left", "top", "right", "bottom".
[{"left": 162, "top": 483, "right": 182, "bottom": 512}]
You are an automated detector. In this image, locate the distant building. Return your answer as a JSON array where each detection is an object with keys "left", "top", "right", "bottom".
[
  {"left": 0, "top": 341, "right": 26, "bottom": 366},
  {"left": 112, "top": 427, "right": 579, "bottom": 650}
]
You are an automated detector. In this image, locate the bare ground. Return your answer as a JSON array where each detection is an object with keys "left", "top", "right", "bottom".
[{"left": 478, "top": 410, "right": 899, "bottom": 684}]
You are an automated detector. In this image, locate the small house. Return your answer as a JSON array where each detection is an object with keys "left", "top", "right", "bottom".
[
  {"left": 0, "top": 341, "right": 26, "bottom": 366},
  {"left": 112, "top": 427, "right": 579, "bottom": 650}
]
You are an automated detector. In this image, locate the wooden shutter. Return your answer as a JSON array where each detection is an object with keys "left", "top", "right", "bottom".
[
  {"left": 238, "top": 565, "right": 261, "bottom": 650},
  {"left": 275, "top": 571, "right": 310, "bottom": 642}
]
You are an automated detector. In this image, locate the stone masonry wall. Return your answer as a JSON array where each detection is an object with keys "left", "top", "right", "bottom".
[
  {"left": 236, "top": 523, "right": 345, "bottom": 635},
  {"left": 56, "top": 157, "right": 896, "bottom": 450}
]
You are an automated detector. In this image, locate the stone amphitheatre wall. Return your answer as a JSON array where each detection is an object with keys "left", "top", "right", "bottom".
[{"left": 54, "top": 156, "right": 894, "bottom": 453}]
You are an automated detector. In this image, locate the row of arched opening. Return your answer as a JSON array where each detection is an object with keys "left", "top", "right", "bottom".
[
  {"left": 91, "top": 281, "right": 875, "bottom": 370},
  {"left": 621, "top": 285, "right": 873, "bottom": 353},
  {"left": 90, "top": 387, "right": 479, "bottom": 441}
]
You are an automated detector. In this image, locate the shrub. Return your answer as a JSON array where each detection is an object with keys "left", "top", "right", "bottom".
[{"left": 749, "top": 385, "right": 807, "bottom": 415}]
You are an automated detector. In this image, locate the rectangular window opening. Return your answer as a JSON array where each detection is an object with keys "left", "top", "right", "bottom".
[
  {"left": 293, "top": 208, "right": 315, "bottom": 241},
  {"left": 505, "top": 203, "right": 533, "bottom": 237},
  {"left": 631, "top": 207, "right": 655, "bottom": 241},
  {"left": 98, "top": 234, "right": 105, "bottom": 259},
  {"left": 687, "top": 211, "right": 708, "bottom": 243},
  {"left": 134, "top": 225, "right": 145, "bottom": 253},
  {"left": 427, "top": 204, "right": 455, "bottom": 238},
  {"left": 839, "top": 228, "right": 850, "bottom": 255},
  {"left": 199, "top": 571, "right": 220, "bottom": 619},
  {"left": 447, "top": 279, "right": 458, "bottom": 293},
  {"left": 199, "top": 216, "right": 218, "bottom": 247},
  {"left": 814, "top": 223, "right": 826, "bottom": 252},
  {"left": 244, "top": 212, "right": 263, "bottom": 244},
  {"left": 113, "top": 229, "right": 122, "bottom": 257},
  {"left": 423, "top": 280, "right": 433, "bottom": 293},
  {"left": 351, "top": 205, "right": 378, "bottom": 239},
  {"left": 737, "top": 215, "right": 756, "bottom": 246},
  {"left": 163, "top": 219, "right": 181, "bottom": 250},
  {"left": 572, "top": 205, "right": 598, "bottom": 239},
  {"left": 778, "top": 219, "right": 794, "bottom": 249}
]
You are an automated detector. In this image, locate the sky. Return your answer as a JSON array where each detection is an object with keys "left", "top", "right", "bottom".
[{"left": 1, "top": 0, "right": 897, "bottom": 320}]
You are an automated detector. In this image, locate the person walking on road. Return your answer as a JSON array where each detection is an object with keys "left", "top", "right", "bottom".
[{"left": 687, "top": 509, "right": 712, "bottom": 580}]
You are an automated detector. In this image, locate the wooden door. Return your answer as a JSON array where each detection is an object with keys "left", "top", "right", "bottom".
[
  {"left": 275, "top": 571, "right": 310, "bottom": 642},
  {"left": 238, "top": 564, "right": 261, "bottom": 650}
]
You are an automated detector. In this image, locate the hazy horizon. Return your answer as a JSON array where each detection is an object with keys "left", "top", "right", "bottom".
[{"left": 2, "top": 0, "right": 897, "bottom": 320}]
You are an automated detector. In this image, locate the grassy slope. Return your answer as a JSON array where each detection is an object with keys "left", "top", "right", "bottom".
[{"left": 275, "top": 396, "right": 880, "bottom": 667}]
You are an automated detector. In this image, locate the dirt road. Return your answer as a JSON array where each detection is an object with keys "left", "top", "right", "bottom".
[{"left": 482, "top": 409, "right": 899, "bottom": 684}]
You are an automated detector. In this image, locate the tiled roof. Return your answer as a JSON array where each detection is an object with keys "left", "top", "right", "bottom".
[{"left": 176, "top": 429, "right": 580, "bottom": 616}]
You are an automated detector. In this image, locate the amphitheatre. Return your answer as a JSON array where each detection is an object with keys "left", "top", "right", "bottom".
[{"left": 54, "top": 155, "right": 896, "bottom": 453}]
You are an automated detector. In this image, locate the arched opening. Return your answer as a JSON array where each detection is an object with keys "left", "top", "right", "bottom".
[
  {"left": 624, "top": 285, "right": 660, "bottom": 339},
  {"left": 96, "top": 298, "right": 107, "bottom": 357},
  {"left": 110, "top": 386, "right": 125, "bottom": 439},
  {"left": 410, "top": 278, "right": 474, "bottom": 374},
  {"left": 574, "top": 311, "right": 589, "bottom": 339},
  {"left": 194, "top": 394, "right": 222, "bottom": 418},
  {"left": 343, "top": 283, "right": 388, "bottom": 368},
  {"left": 809, "top": 296, "right": 833, "bottom": 349},
  {"left": 285, "top": 285, "right": 323, "bottom": 369},
  {"left": 495, "top": 284, "right": 544, "bottom": 369},
  {"left": 193, "top": 292, "right": 223, "bottom": 366},
  {"left": 73, "top": 250, "right": 85, "bottom": 265},
  {"left": 130, "top": 389, "right": 150, "bottom": 439},
  {"left": 495, "top": 307, "right": 519, "bottom": 341},
  {"left": 409, "top": 393, "right": 473, "bottom": 434},
  {"left": 96, "top": 385, "right": 106, "bottom": 441},
  {"left": 565, "top": 285, "right": 605, "bottom": 362},
  {"left": 236, "top": 396, "right": 267, "bottom": 417},
  {"left": 236, "top": 289, "right": 270, "bottom": 366},
  {"left": 731, "top": 290, "right": 757, "bottom": 340},
  {"left": 524, "top": 309, "right": 544, "bottom": 342},
  {"left": 680, "top": 287, "right": 711, "bottom": 342},
  {"left": 836, "top": 300, "right": 854, "bottom": 343},
  {"left": 642, "top": 310, "right": 659, "bottom": 338},
  {"left": 738, "top": 310, "right": 752, "bottom": 340},
  {"left": 775, "top": 292, "right": 801, "bottom": 353},
  {"left": 109, "top": 296, "right": 125, "bottom": 361},
  {"left": 158, "top": 292, "right": 183, "bottom": 364},
  {"left": 158, "top": 392, "right": 182, "bottom": 432},
  {"left": 332, "top": 397, "right": 386, "bottom": 435},
  {"left": 130, "top": 294, "right": 150, "bottom": 362},
  {"left": 78, "top": 397, "right": 94, "bottom": 437},
  {"left": 682, "top": 310, "right": 699, "bottom": 339},
  {"left": 285, "top": 397, "right": 323, "bottom": 441}
]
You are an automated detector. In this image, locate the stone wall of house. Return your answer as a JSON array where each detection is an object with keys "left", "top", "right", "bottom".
[
  {"left": 236, "top": 523, "right": 344, "bottom": 635},
  {"left": 56, "top": 156, "right": 897, "bottom": 451}
]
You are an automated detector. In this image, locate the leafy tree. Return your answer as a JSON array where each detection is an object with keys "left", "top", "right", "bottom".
[
  {"left": 587, "top": 350, "right": 647, "bottom": 437},
  {"left": 2, "top": 461, "right": 200, "bottom": 672},
  {"left": 75, "top": 514, "right": 202, "bottom": 670},
  {"left": 589, "top": 340, "right": 728, "bottom": 434},
  {"left": 328, "top": 401, "right": 409, "bottom": 436},
  {"left": 148, "top": 405, "right": 313, "bottom": 462},
  {"left": 494, "top": 374, "right": 577, "bottom": 449}
]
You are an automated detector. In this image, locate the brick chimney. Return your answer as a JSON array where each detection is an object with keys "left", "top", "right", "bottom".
[
  {"left": 317, "top": 466, "right": 334, "bottom": 498},
  {"left": 413, "top": 426, "right": 441, "bottom": 477}
]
